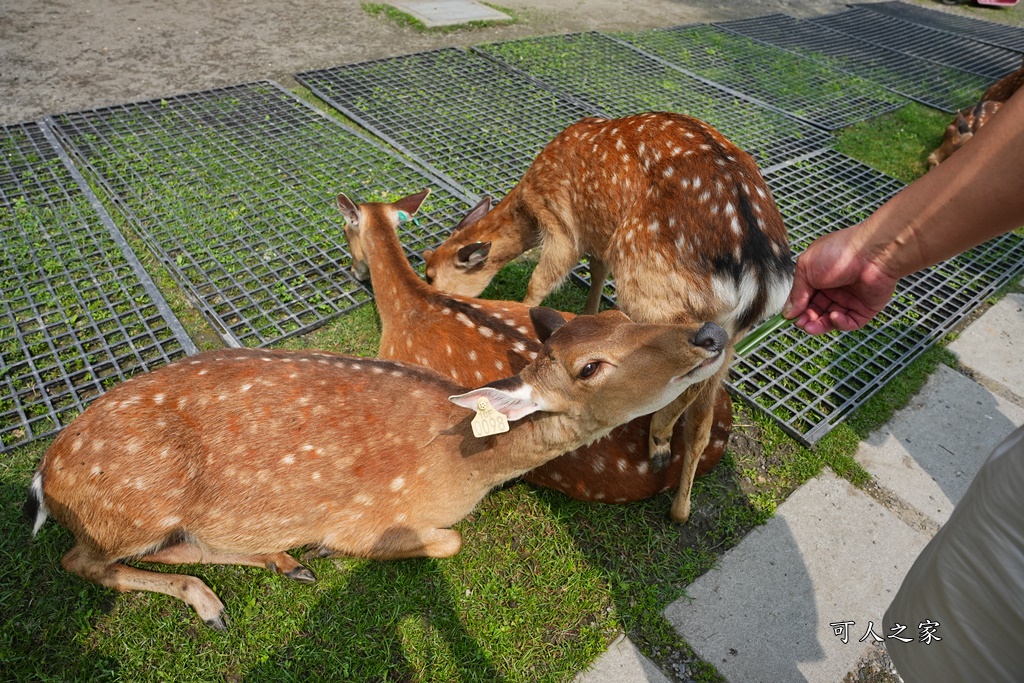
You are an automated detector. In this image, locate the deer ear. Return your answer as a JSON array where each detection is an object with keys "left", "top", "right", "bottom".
[
  {"left": 422, "top": 248, "right": 435, "bottom": 261},
  {"left": 456, "top": 241, "right": 490, "bottom": 269},
  {"left": 530, "top": 307, "right": 568, "bottom": 343},
  {"left": 395, "top": 188, "right": 431, "bottom": 217},
  {"left": 955, "top": 111, "right": 971, "bottom": 135},
  {"left": 449, "top": 379, "right": 546, "bottom": 422},
  {"left": 453, "top": 196, "right": 492, "bottom": 233},
  {"left": 337, "top": 193, "right": 360, "bottom": 228}
]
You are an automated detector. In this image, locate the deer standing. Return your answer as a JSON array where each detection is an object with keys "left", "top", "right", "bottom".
[
  {"left": 422, "top": 112, "right": 794, "bottom": 522},
  {"left": 928, "top": 58, "right": 1024, "bottom": 168},
  {"left": 336, "top": 188, "right": 732, "bottom": 503},
  {"left": 25, "top": 309, "right": 727, "bottom": 629}
]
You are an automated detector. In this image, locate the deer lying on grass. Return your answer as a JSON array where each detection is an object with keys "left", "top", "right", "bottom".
[
  {"left": 422, "top": 112, "right": 793, "bottom": 522},
  {"left": 336, "top": 188, "right": 732, "bottom": 503},
  {"left": 25, "top": 309, "right": 727, "bottom": 629},
  {"left": 928, "top": 58, "right": 1024, "bottom": 168}
]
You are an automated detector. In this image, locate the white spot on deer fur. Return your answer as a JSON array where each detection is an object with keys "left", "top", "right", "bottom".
[
  {"left": 714, "top": 438, "right": 726, "bottom": 450},
  {"left": 390, "top": 476, "right": 405, "bottom": 492},
  {"left": 373, "top": 366, "right": 384, "bottom": 374},
  {"left": 692, "top": 176, "right": 702, "bottom": 190},
  {"left": 468, "top": 349, "right": 478, "bottom": 361},
  {"left": 355, "top": 493, "right": 373, "bottom": 506},
  {"left": 648, "top": 219, "right": 659, "bottom": 233},
  {"left": 731, "top": 216, "right": 742, "bottom": 236},
  {"left": 311, "top": 471, "right": 321, "bottom": 481},
  {"left": 474, "top": 370, "right": 483, "bottom": 382},
  {"left": 446, "top": 344, "right": 453, "bottom": 356},
  {"left": 90, "top": 465, "right": 102, "bottom": 476},
  {"left": 450, "top": 369, "right": 459, "bottom": 379},
  {"left": 724, "top": 202, "right": 736, "bottom": 216},
  {"left": 517, "top": 326, "right": 529, "bottom": 335},
  {"left": 456, "top": 312, "right": 475, "bottom": 328},
  {"left": 616, "top": 458, "right": 628, "bottom": 473},
  {"left": 756, "top": 186, "right": 767, "bottom": 199},
  {"left": 637, "top": 461, "right": 650, "bottom": 475},
  {"left": 441, "top": 307, "right": 452, "bottom": 316},
  {"left": 528, "top": 351, "right": 538, "bottom": 360},
  {"left": 494, "top": 359, "right": 505, "bottom": 371},
  {"left": 301, "top": 444, "right": 315, "bottom": 452},
  {"left": 153, "top": 393, "right": 164, "bottom": 405},
  {"left": 395, "top": 512, "right": 408, "bottom": 524},
  {"left": 512, "top": 341, "right": 526, "bottom": 353},
  {"left": 699, "top": 191, "right": 711, "bottom": 203},
  {"left": 282, "top": 454, "right": 295, "bottom": 465},
  {"left": 478, "top": 326, "right": 494, "bottom": 338}
]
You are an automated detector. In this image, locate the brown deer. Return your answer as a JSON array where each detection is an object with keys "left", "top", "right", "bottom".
[
  {"left": 421, "top": 112, "right": 794, "bottom": 522},
  {"left": 25, "top": 309, "right": 727, "bottom": 629},
  {"left": 335, "top": 188, "right": 732, "bottom": 503},
  {"left": 928, "top": 58, "right": 1024, "bottom": 168}
]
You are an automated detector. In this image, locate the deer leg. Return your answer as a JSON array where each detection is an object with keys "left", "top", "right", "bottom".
[
  {"left": 583, "top": 256, "right": 611, "bottom": 316},
  {"left": 62, "top": 544, "right": 229, "bottom": 630},
  {"left": 138, "top": 543, "right": 316, "bottom": 584},
  {"left": 649, "top": 382, "right": 703, "bottom": 473},
  {"left": 668, "top": 379, "right": 720, "bottom": 524},
  {"left": 523, "top": 231, "right": 583, "bottom": 306}
]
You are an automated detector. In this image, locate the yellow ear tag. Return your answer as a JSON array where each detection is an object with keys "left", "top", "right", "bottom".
[{"left": 471, "top": 397, "right": 510, "bottom": 438}]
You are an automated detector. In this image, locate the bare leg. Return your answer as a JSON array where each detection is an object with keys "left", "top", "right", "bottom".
[
  {"left": 583, "top": 256, "right": 611, "bottom": 315},
  {"left": 138, "top": 542, "right": 316, "bottom": 584},
  {"left": 62, "top": 544, "right": 229, "bottom": 630}
]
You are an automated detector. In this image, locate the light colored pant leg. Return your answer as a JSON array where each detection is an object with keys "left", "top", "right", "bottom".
[{"left": 885, "top": 424, "right": 1024, "bottom": 682}]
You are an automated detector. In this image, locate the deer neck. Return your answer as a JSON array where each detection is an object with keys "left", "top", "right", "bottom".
[
  {"left": 469, "top": 191, "right": 539, "bottom": 270},
  {"left": 468, "top": 412, "right": 593, "bottom": 486},
  {"left": 363, "top": 222, "right": 434, "bottom": 321}
]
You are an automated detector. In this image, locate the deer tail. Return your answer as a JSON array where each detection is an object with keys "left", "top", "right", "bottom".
[{"left": 24, "top": 471, "right": 49, "bottom": 537}]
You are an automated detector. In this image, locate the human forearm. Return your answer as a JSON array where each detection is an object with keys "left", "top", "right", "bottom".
[{"left": 855, "top": 86, "right": 1024, "bottom": 281}]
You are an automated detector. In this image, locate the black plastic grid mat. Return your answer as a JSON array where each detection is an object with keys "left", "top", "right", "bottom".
[
  {"left": 811, "top": 8, "right": 1021, "bottom": 81},
  {"left": 716, "top": 14, "right": 992, "bottom": 112},
  {"left": 1, "top": 121, "right": 197, "bottom": 452},
  {"left": 296, "top": 48, "right": 596, "bottom": 199},
  {"left": 740, "top": 150, "right": 1024, "bottom": 443},
  {"left": 853, "top": 1, "right": 1024, "bottom": 53},
  {"left": 473, "top": 32, "right": 832, "bottom": 168},
  {"left": 49, "top": 82, "right": 473, "bottom": 348},
  {"left": 615, "top": 24, "right": 905, "bottom": 130}
]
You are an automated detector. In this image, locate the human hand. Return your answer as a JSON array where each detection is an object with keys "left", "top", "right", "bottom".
[{"left": 782, "top": 227, "right": 899, "bottom": 335}]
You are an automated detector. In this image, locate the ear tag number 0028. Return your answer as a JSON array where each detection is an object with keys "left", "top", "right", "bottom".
[{"left": 471, "top": 397, "right": 509, "bottom": 438}]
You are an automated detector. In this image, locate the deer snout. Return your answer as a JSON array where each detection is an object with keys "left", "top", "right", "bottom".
[
  {"left": 351, "top": 259, "right": 371, "bottom": 282},
  {"left": 692, "top": 322, "right": 727, "bottom": 355}
]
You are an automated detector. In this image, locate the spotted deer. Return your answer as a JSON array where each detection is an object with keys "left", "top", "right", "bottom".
[
  {"left": 422, "top": 112, "right": 793, "bottom": 521},
  {"left": 928, "top": 58, "right": 1024, "bottom": 168},
  {"left": 336, "top": 189, "right": 732, "bottom": 503},
  {"left": 25, "top": 309, "right": 727, "bottom": 629}
]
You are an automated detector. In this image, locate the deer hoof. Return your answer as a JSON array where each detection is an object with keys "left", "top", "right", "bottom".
[
  {"left": 301, "top": 546, "right": 332, "bottom": 562},
  {"left": 204, "top": 612, "right": 229, "bottom": 631},
  {"left": 650, "top": 442, "right": 671, "bottom": 473},
  {"left": 285, "top": 566, "right": 317, "bottom": 584}
]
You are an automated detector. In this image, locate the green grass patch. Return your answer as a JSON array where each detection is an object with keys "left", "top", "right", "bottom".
[{"left": 834, "top": 101, "right": 950, "bottom": 183}]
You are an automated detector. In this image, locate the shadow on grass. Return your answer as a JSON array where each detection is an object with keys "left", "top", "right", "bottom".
[{"left": 243, "top": 557, "right": 507, "bottom": 683}]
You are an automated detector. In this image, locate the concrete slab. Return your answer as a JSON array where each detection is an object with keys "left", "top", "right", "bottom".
[
  {"left": 575, "top": 634, "right": 672, "bottom": 683},
  {"left": 388, "top": 0, "right": 511, "bottom": 27},
  {"left": 949, "top": 291, "right": 1024, "bottom": 403},
  {"left": 663, "top": 471, "right": 929, "bottom": 683},
  {"left": 855, "top": 364, "right": 1024, "bottom": 525}
]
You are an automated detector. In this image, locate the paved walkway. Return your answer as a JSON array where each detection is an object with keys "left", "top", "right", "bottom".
[{"left": 576, "top": 291, "right": 1024, "bottom": 682}]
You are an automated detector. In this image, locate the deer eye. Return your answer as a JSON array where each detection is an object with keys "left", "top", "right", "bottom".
[{"left": 578, "top": 361, "right": 602, "bottom": 379}]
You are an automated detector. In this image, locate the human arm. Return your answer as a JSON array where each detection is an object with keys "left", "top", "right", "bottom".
[{"left": 783, "top": 85, "right": 1024, "bottom": 335}]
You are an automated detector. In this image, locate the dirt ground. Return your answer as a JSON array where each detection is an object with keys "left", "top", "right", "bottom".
[{"left": 1, "top": 0, "right": 862, "bottom": 125}]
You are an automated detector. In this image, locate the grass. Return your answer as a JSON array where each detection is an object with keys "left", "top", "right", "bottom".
[{"left": 3, "top": 30, "right": 1019, "bottom": 683}]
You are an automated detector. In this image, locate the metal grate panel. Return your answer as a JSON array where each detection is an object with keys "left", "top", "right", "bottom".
[
  {"left": 616, "top": 25, "right": 905, "bottom": 130},
  {"left": 852, "top": 1, "right": 1024, "bottom": 53},
  {"left": 737, "top": 149, "right": 1024, "bottom": 444},
  {"left": 811, "top": 8, "right": 1021, "bottom": 81},
  {"left": 296, "top": 48, "right": 596, "bottom": 199},
  {"left": 473, "top": 32, "right": 832, "bottom": 167},
  {"left": 1, "top": 121, "right": 197, "bottom": 452},
  {"left": 49, "top": 82, "right": 472, "bottom": 348},
  {"left": 717, "top": 14, "right": 991, "bottom": 112}
]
